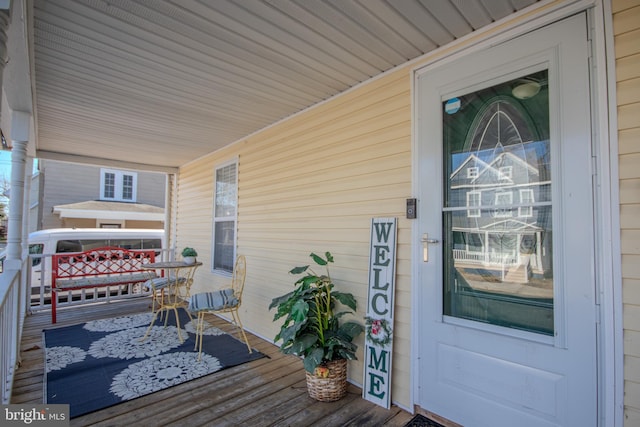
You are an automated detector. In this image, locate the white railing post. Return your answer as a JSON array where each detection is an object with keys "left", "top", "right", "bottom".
[{"left": 1, "top": 269, "right": 21, "bottom": 404}]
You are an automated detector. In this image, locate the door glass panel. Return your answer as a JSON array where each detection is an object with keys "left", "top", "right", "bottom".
[{"left": 442, "top": 70, "right": 553, "bottom": 335}]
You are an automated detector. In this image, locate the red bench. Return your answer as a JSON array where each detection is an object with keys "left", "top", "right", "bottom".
[{"left": 51, "top": 246, "right": 158, "bottom": 323}]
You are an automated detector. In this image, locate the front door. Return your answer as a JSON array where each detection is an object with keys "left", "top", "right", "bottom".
[{"left": 415, "top": 14, "right": 596, "bottom": 427}]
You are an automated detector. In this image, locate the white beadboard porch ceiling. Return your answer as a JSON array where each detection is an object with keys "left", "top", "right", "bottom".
[{"left": 32, "top": 0, "right": 539, "bottom": 170}]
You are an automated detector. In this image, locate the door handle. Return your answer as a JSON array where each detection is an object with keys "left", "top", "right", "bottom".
[{"left": 421, "top": 233, "right": 439, "bottom": 262}]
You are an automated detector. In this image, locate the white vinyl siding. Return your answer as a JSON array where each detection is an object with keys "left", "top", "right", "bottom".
[{"left": 176, "top": 70, "right": 412, "bottom": 406}]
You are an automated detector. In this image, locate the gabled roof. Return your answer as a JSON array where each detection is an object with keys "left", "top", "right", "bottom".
[
  {"left": 484, "top": 152, "right": 540, "bottom": 177},
  {"left": 450, "top": 154, "right": 491, "bottom": 180},
  {"left": 451, "top": 149, "right": 542, "bottom": 187}
]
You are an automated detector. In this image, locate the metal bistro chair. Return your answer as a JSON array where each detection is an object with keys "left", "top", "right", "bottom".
[
  {"left": 188, "top": 255, "right": 252, "bottom": 360},
  {"left": 145, "top": 266, "right": 195, "bottom": 320},
  {"left": 142, "top": 261, "right": 200, "bottom": 343}
]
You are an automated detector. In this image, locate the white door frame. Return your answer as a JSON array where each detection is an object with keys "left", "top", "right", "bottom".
[{"left": 409, "top": 1, "right": 622, "bottom": 425}]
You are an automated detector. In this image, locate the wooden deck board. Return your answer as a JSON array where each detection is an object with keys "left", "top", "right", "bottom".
[
  {"left": 11, "top": 298, "right": 413, "bottom": 426},
  {"left": 209, "top": 378, "right": 309, "bottom": 427},
  {"left": 308, "top": 394, "right": 378, "bottom": 426},
  {"left": 269, "top": 387, "right": 363, "bottom": 427}
]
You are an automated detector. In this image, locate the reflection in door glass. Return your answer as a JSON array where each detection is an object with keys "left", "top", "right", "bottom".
[{"left": 442, "top": 70, "right": 553, "bottom": 335}]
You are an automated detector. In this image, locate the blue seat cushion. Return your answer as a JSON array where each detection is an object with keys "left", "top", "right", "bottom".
[{"left": 189, "top": 288, "right": 238, "bottom": 312}]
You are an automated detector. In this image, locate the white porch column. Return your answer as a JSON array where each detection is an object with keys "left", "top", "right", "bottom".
[
  {"left": 5, "top": 111, "right": 29, "bottom": 268},
  {"left": 21, "top": 156, "right": 32, "bottom": 243}
]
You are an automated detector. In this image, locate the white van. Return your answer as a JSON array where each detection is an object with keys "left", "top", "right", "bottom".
[
  {"left": 1, "top": 228, "right": 165, "bottom": 293},
  {"left": 28, "top": 227, "right": 164, "bottom": 256}
]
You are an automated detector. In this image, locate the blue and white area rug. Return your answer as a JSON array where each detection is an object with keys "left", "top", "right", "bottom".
[{"left": 43, "top": 308, "right": 266, "bottom": 418}]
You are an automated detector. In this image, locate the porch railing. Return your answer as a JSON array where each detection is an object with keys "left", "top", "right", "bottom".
[
  {"left": 27, "top": 248, "right": 174, "bottom": 313},
  {"left": 1, "top": 248, "right": 174, "bottom": 403},
  {"left": 452, "top": 249, "right": 519, "bottom": 266},
  {"left": 1, "top": 258, "right": 29, "bottom": 404}
]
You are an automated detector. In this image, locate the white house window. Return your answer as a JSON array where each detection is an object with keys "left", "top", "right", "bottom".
[
  {"left": 212, "top": 160, "right": 237, "bottom": 273},
  {"left": 519, "top": 189, "right": 534, "bottom": 217},
  {"left": 467, "top": 191, "right": 481, "bottom": 217},
  {"left": 100, "top": 169, "right": 137, "bottom": 202},
  {"left": 499, "top": 166, "right": 513, "bottom": 180},
  {"left": 494, "top": 191, "right": 513, "bottom": 217},
  {"left": 103, "top": 172, "right": 115, "bottom": 199},
  {"left": 467, "top": 167, "right": 479, "bottom": 179},
  {"left": 123, "top": 174, "right": 134, "bottom": 200}
]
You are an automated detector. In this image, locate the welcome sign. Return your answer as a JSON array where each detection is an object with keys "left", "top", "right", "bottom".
[{"left": 362, "top": 217, "right": 397, "bottom": 409}]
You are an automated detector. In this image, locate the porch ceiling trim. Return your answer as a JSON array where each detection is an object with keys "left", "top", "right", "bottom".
[
  {"left": 37, "top": 150, "right": 179, "bottom": 174},
  {"left": 53, "top": 201, "right": 165, "bottom": 221}
]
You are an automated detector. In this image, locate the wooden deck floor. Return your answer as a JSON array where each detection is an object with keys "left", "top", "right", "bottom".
[{"left": 11, "top": 298, "right": 415, "bottom": 427}]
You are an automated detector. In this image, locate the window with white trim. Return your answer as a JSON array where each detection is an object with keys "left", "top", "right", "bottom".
[
  {"left": 467, "top": 191, "right": 481, "bottom": 217},
  {"left": 212, "top": 160, "right": 237, "bottom": 273},
  {"left": 519, "top": 189, "right": 534, "bottom": 217},
  {"left": 493, "top": 191, "right": 513, "bottom": 217},
  {"left": 100, "top": 169, "right": 137, "bottom": 202},
  {"left": 467, "top": 167, "right": 479, "bottom": 179},
  {"left": 499, "top": 166, "right": 513, "bottom": 180}
]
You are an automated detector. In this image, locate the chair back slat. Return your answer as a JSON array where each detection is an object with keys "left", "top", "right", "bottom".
[{"left": 231, "top": 255, "right": 246, "bottom": 302}]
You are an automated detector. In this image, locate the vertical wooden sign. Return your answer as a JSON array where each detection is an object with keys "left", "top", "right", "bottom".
[{"left": 362, "top": 217, "right": 397, "bottom": 409}]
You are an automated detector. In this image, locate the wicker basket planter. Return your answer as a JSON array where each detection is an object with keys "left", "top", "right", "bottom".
[
  {"left": 305, "top": 358, "right": 348, "bottom": 402},
  {"left": 270, "top": 253, "right": 364, "bottom": 403}
]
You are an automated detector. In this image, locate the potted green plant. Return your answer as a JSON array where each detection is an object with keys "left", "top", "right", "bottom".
[
  {"left": 181, "top": 247, "right": 198, "bottom": 264},
  {"left": 269, "top": 252, "right": 364, "bottom": 401}
]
